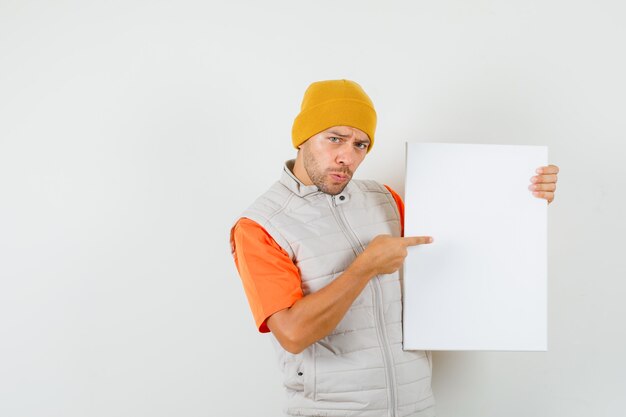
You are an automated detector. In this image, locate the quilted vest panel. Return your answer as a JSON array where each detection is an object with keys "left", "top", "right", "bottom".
[{"left": 241, "top": 161, "right": 435, "bottom": 417}]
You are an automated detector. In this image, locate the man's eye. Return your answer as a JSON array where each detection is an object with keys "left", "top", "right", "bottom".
[
  {"left": 329, "top": 137, "right": 341, "bottom": 143},
  {"left": 356, "top": 143, "right": 369, "bottom": 150}
]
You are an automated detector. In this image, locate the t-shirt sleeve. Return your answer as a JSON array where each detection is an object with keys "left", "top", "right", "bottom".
[
  {"left": 383, "top": 185, "right": 405, "bottom": 237},
  {"left": 231, "top": 218, "right": 304, "bottom": 333}
]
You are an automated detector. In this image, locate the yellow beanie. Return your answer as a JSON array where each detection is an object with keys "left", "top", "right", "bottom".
[{"left": 292, "top": 79, "right": 377, "bottom": 152}]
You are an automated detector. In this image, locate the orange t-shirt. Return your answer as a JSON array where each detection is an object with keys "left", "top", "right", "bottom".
[{"left": 231, "top": 185, "right": 405, "bottom": 333}]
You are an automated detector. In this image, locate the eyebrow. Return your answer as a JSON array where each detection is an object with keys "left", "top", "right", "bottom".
[{"left": 327, "top": 130, "right": 370, "bottom": 144}]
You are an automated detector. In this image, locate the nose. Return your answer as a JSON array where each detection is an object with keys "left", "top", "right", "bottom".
[{"left": 335, "top": 144, "right": 356, "bottom": 166}]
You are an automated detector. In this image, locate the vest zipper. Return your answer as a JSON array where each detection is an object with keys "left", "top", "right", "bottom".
[{"left": 329, "top": 195, "right": 397, "bottom": 417}]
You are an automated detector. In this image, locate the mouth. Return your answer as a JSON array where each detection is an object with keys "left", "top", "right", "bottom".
[{"left": 329, "top": 172, "right": 350, "bottom": 182}]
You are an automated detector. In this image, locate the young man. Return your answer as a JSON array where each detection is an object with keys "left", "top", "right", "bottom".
[{"left": 231, "top": 79, "right": 559, "bottom": 417}]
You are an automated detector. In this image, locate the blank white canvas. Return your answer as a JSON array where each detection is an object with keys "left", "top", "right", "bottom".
[{"left": 403, "top": 142, "right": 548, "bottom": 351}]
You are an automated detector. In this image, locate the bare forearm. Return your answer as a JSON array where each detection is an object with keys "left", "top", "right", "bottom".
[{"left": 268, "top": 257, "right": 375, "bottom": 353}]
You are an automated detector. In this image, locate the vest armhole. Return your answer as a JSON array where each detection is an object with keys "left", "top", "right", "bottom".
[
  {"left": 239, "top": 213, "right": 296, "bottom": 261},
  {"left": 380, "top": 186, "right": 401, "bottom": 223}
]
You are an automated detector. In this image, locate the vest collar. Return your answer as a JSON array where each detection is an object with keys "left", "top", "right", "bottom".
[
  {"left": 281, "top": 159, "right": 353, "bottom": 202},
  {"left": 280, "top": 160, "right": 321, "bottom": 197}
]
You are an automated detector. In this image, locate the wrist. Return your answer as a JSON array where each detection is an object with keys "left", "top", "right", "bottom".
[{"left": 348, "top": 255, "right": 377, "bottom": 281}]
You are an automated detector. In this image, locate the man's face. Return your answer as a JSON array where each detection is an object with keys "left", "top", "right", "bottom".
[{"left": 296, "top": 126, "right": 370, "bottom": 195}]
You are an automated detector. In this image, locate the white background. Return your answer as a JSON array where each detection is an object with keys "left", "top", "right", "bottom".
[{"left": 1, "top": 1, "right": 624, "bottom": 416}]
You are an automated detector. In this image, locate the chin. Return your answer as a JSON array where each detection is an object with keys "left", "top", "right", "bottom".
[
  {"left": 324, "top": 184, "right": 348, "bottom": 196},
  {"left": 314, "top": 178, "right": 350, "bottom": 196}
]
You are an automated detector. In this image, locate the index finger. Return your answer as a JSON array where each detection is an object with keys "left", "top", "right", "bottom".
[
  {"left": 536, "top": 164, "right": 559, "bottom": 175},
  {"left": 403, "top": 236, "right": 434, "bottom": 246}
]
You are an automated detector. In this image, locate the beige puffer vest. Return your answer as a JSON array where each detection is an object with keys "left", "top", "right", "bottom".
[{"left": 241, "top": 161, "right": 435, "bottom": 417}]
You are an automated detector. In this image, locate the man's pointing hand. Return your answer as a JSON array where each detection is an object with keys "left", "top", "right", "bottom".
[{"left": 358, "top": 234, "right": 433, "bottom": 276}]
